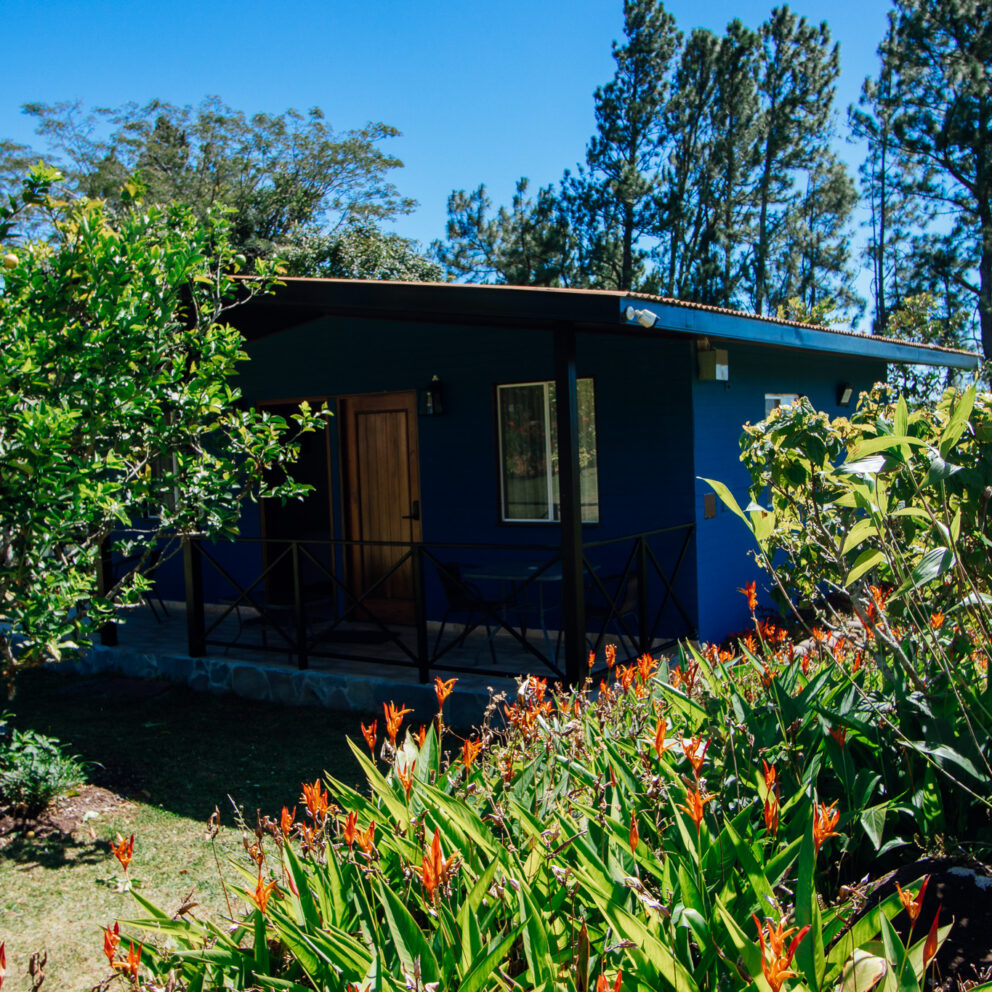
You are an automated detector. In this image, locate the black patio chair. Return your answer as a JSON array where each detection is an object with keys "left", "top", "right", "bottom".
[
  {"left": 586, "top": 571, "right": 639, "bottom": 657},
  {"left": 432, "top": 562, "right": 503, "bottom": 664}
]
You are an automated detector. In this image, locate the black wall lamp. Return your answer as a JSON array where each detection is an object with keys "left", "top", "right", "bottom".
[
  {"left": 419, "top": 374, "right": 444, "bottom": 416},
  {"left": 836, "top": 382, "right": 854, "bottom": 407}
]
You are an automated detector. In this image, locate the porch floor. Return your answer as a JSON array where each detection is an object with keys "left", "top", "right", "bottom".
[{"left": 72, "top": 599, "right": 656, "bottom": 725}]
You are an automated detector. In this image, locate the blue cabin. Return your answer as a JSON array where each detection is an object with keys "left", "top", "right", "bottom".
[{"left": 156, "top": 279, "right": 977, "bottom": 684}]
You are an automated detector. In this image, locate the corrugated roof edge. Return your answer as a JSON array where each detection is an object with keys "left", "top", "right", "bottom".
[{"left": 267, "top": 277, "right": 979, "bottom": 361}]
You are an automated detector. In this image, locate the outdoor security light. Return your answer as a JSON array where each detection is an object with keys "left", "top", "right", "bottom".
[
  {"left": 624, "top": 306, "right": 658, "bottom": 329},
  {"left": 837, "top": 382, "right": 854, "bottom": 407}
]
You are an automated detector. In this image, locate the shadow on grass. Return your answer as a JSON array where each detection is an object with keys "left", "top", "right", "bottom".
[
  {"left": 5, "top": 668, "right": 377, "bottom": 823},
  {"left": 0, "top": 831, "right": 107, "bottom": 870}
]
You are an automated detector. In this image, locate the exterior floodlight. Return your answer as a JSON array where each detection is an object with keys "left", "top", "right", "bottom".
[{"left": 625, "top": 306, "right": 658, "bottom": 329}]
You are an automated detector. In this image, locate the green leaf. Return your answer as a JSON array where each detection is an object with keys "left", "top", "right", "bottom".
[
  {"left": 376, "top": 880, "right": 440, "bottom": 984},
  {"left": 846, "top": 548, "right": 886, "bottom": 585},
  {"left": 459, "top": 924, "right": 524, "bottom": 992},
  {"left": 892, "top": 547, "right": 955, "bottom": 596}
]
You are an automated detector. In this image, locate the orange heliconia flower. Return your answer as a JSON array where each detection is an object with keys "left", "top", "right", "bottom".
[
  {"left": 852, "top": 651, "right": 863, "bottom": 674},
  {"left": 653, "top": 717, "right": 673, "bottom": 759},
  {"left": 829, "top": 726, "right": 847, "bottom": 748},
  {"left": 397, "top": 760, "right": 416, "bottom": 799},
  {"left": 930, "top": 610, "right": 945, "bottom": 631},
  {"left": 112, "top": 942, "right": 142, "bottom": 982},
  {"left": 462, "top": 737, "right": 483, "bottom": 772},
  {"left": 595, "top": 970, "right": 622, "bottom": 992},
  {"left": 103, "top": 922, "right": 120, "bottom": 968},
  {"left": 605, "top": 644, "right": 617, "bottom": 669},
  {"left": 629, "top": 815, "right": 639, "bottom": 854},
  {"left": 754, "top": 916, "right": 810, "bottom": 992},
  {"left": 637, "top": 653, "right": 659, "bottom": 683},
  {"left": 435, "top": 676, "right": 457, "bottom": 708},
  {"left": 681, "top": 734, "right": 711, "bottom": 778},
  {"left": 111, "top": 833, "right": 134, "bottom": 871},
  {"left": 300, "top": 779, "right": 329, "bottom": 822},
  {"left": 417, "top": 828, "right": 459, "bottom": 901},
  {"left": 361, "top": 719, "right": 378, "bottom": 756},
  {"left": 762, "top": 759, "right": 777, "bottom": 791},
  {"left": 342, "top": 810, "right": 358, "bottom": 849},
  {"left": 356, "top": 820, "right": 376, "bottom": 854},
  {"left": 923, "top": 906, "right": 941, "bottom": 970},
  {"left": 896, "top": 876, "right": 929, "bottom": 923},
  {"left": 588, "top": 650, "right": 596, "bottom": 670},
  {"left": 680, "top": 789, "right": 713, "bottom": 833},
  {"left": 383, "top": 701, "right": 413, "bottom": 745},
  {"left": 250, "top": 873, "right": 278, "bottom": 915},
  {"left": 280, "top": 806, "right": 296, "bottom": 839},
  {"left": 415, "top": 724, "right": 428, "bottom": 748},
  {"left": 739, "top": 580, "right": 758, "bottom": 613},
  {"left": 813, "top": 800, "right": 840, "bottom": 853},
  {"left": 764, "top": 795, "right": 780, "bottom": 834}
]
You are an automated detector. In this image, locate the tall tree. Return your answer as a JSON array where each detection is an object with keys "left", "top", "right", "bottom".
[
  {"left": 10, "top": 97, "right": 415, "bottom": 267},
  {"left": 858, "top": 0, "right": 992, "bottom": 356},
  {"left": 566, "top": 0, "right": 681, "bottom": 291}
]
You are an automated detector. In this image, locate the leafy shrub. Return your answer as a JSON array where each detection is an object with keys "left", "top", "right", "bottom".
[
  {"left": 0, "top": 719, "right": 87, "bottom": 814},
  {"left": 98, "top": 642, "right": 961, "bottom": 992}
]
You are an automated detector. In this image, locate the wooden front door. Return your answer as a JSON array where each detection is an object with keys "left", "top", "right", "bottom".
[{"left": 340, "top": 391, "right": 422, "bottom": 623}]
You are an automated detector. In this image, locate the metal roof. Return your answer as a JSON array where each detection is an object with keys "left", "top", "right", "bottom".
[{"left": 234, "top": 277, "right": 979, "bottom": 370}]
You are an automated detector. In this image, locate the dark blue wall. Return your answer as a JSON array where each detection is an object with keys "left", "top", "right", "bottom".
[
  {"left": 691, "top": 342, "right": 887, "bottom": 641},
  {"left": 175, "top": 317, "right": 700, "bottom": 635}
]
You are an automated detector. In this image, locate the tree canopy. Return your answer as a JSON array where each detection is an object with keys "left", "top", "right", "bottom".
[{"left": 0, "top": 166, "right": 325, "bottom": 687}]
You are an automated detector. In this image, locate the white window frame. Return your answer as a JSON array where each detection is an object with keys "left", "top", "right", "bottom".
[{"left": 765, "top": 393, "right": 800, "bottom": 417}]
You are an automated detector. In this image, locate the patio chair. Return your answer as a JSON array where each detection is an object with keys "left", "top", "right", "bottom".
[
  {"left": 432, "top": 562, "right": 502, "bottom": 664},
  {"left": 586, "top": 571, "right": 640, "bottom": 658}
]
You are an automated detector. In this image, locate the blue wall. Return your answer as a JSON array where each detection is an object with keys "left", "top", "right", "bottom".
[
  {"left": 174, "top": 317, "right": 702, "bottom": 635},
  {"left": 691, "top": 342, "right": 887, "bottom": 642}
]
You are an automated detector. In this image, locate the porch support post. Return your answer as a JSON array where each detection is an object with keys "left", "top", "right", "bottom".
[
  {"left": 96, "top": 537, "right": 117, "bottom": 647},
  {"left": 183, "top": 537, "right": 206, "bottom": 658},
  {"left": 553, "top": 323, "right": 585, "bottom": 686}
]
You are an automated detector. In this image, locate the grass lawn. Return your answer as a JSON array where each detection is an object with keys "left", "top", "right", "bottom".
[{"left": 0, "top": 667, "right": 375, "bottom": 992}]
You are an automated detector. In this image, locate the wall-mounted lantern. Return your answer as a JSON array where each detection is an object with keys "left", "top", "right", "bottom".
[
  {"left": 836, "top": 382, "right": 854, "bottom": 407},
  {"left": 697, "top": 345, "right": 729, "bottom": 381},
  {"left": 419, "top": 374, "right": 444, "bottom": 416}
]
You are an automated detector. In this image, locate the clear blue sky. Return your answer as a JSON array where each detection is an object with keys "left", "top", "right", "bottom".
[{"left": 2, "top": 0, "right": 891, "bottom": 285}]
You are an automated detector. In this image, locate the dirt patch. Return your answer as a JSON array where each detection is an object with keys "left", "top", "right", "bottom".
[{"left": 0, "top": 784, "right": 131, "bottom": 848}]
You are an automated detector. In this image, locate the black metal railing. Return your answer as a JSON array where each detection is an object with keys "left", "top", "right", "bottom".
[{"left": 178, "top": 524, "right": 696, "bottom": 684}]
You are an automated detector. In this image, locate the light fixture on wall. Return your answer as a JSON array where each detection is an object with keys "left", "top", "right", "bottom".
[
  {"left": 418, "top": 374, "right": 444, "bottom": 416},
  {"left": 836, "top": 382, "right": 854, "bottom": 407},
  {"left": 624, "top": 306, "right": 658, "bottom": 329}
]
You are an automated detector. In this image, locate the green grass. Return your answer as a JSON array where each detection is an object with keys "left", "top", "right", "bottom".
[{"left": 0, "top": 668, "right": 373, "bottom": 992}]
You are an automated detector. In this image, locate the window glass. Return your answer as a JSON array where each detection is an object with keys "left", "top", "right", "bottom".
[
  {"left": 498, "top": 379, "right": 599, "bottom": 523},
  {"left": 764, "top": 393, "right": 800, "bottom": 417}
]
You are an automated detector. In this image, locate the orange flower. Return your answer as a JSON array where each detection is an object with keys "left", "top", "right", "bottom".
[
  {"left": 852, "top": 651, "right": 863, "bottom": 674},
  {"left": 599, "top": 679, "right": 614, "bottom": 702},
  {"left": 383, "top": 701, "right": 413, "bottom": 745},
  {"left": 742, "top": 633, "right": 759, "bottom": 655},
  {"left": 811, "top": 627, "right": 827, "bottom": 644},
  {"left": 681, "top": 734, "right": 711, "bottom": 778},
  {"left": 896, "top": 875, "right": 929, "bottom": 923},
  {"left": 680, "top": 789, "right": 713, "bottom": 833},
  {"left": 829, "top": 726, "right": 847, "bottom": 748},
  {"left": 636, "top": 653, "right": 659, "bottom": 683},
  {"left": 629, "top": 815, "right": 639, "bottom": 854},
  {"left": 111, "top": 833, "right": 134, "bottom": 871},
  {"left": 103, "top": 922, "right": 120, "bottom": 967},
  {"left": 113, "top": 942, "right": 142, "bottom": 982},
  {"left": 653, "top": 717, "right": 673, "bottom": 759},
  {"left": 754, "top": 916, "right": 810, "bottom": 992},
  {"left": 417, "top": 828, "right": 459, "bottom": 900},
  {"left": 250, "top": 873, "right": 278, "bottom": 915},
  {"left": 342, "top": 810, "right": 358, "bottom": 849},
  {"left": 361, "top": 719, "right": 378, "bottom": 756},
  {"left": 923, "top": 906, "right": 941, "bottom": 970},
  {"left": 397, "top": 760, "right": 416, "bottom": 799},
  {"left": 588, "top": 650, "right": 596, "bottom": 670},
  {"left": 503, "top": 755, "right": 514, "bottom": 783},
  {"left": 595, "top": 970, "right": 622, "bottom": 992},
  {"left": 930, "top": 610, "right": 945, "bottom": 631},
  {"left": 462, "top": 737, "right": 483, "bottom": 772},
  {"left": 616, "top": 664, "right": 637, "bottom": 691},
  {"left": 813, "top": 800, "right": 840, "bottom": 853},
  {"left": 356, "top": 820, "right": 376, "bottom": 854},
  {"left": 415, "top": 724, "right": 428, "bottom": 748},
  {"left": 435, "top": 676, "right": 457, "bottom": 708},
  {"left": 764, "top": 795, "right": 780, "bottom": 834},
  {"left": 605, "top": 644, "right": 617, "bottom": 669},
  {"left": 280, "top": 806, "right": 296, "bottom": 839},
  {"left": 300, "top": 779, "right": 329, "bottom": 821},
  {"left": 739, "top": 580, "right": 758, "bottom": 612},
  {"left": 762, "top": 759, "right": 777, "bottom": 791}
]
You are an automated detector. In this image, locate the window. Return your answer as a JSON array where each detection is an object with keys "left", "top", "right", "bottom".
[
  {"left": 497, "top": 379, "right": 599, "bottom": 523},
  {"left": 765, "top": 393, "right": 800, "bottom": 417}
]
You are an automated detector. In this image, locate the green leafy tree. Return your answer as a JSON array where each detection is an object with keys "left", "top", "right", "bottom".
[
  {"left": 856, "top": 0, "right": 992, "bottom": 357},
  {"left": 8, "top": 97, "right": 415, "bottom": 269},
  {"left": 0, "top": 166, "right": 326, "bottom": 689}
]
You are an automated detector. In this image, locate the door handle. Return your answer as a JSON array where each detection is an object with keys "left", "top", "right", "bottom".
[{"left": 402, "top": 500, "right": 420, "bottom": 521}]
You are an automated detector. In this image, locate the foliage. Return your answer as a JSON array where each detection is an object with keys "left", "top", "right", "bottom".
[
  {"left": 0, "top": 717, "right": 86, "bottom": 814},
  {"left": 92, "top": 622, "right": 977, "bottom": 992},
  {"left": 4, "top": 97, "right": 415, "bottom": 271},
  {"left": 853, "top": 0, "right": 992, "bottom": 356},
  {"left": 440, "top": 0, "right": 861, "bottom": 319},
  {"left": 0, "top": 166, "right": 327, "bottom": 684}
]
